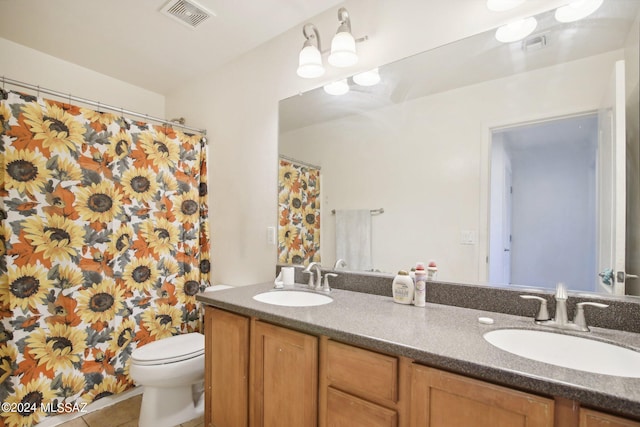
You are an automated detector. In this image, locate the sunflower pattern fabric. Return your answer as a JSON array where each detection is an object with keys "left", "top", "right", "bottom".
[
  {"left": 0, "top": 89, "right": 210, "bottom": 427},
  {"left": 277, "top": 159, "right": 320, "bottom": 266}
]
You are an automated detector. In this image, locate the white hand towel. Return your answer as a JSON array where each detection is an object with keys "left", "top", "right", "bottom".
[{"left": 335, "top": 209, "right": 373, "bottom": 271}]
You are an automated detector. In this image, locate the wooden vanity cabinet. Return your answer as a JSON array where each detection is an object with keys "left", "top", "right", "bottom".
[
  {"left": 579, "top": 409, "right": 640, "bottom": 427},
  {"left": 204, "top": 307, "right": 250, "bottom": 427},
  {"left": 251, "top": 320, "right": 318, "bottom": 427},
  {"left": 319, "top": 337, "right": 411, "bottom": 427},
  {"left": 410, "top": 364, "right": 554, "bottom": 427},
  {"left": 204, "top": 307, "right": 640, "bottom": 427}
]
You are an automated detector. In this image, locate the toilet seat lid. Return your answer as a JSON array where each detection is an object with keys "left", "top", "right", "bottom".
[{"left": 131, "top": 333, "right": 204, "bottom": 365}]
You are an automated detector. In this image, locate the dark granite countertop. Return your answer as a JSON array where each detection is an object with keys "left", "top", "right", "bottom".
[{"left": 197, "top": 282, "right": 640, "bottom": 420}]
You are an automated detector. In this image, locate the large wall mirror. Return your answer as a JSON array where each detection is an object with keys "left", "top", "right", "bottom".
[{"left": 278, "top": 0, "right": 640, "bottom": 296}]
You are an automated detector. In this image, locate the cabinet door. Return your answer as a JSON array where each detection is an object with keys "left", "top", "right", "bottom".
[
  {"left": 326, "top": 386, "right": 398, "bottom": 427},
  {"left": 410, "top": 365, "right": 554, "bottom": 427},
  {"left": 252, "top": 321, "right": 318, "bottom": 427},
  {"left": 205, "top": 307, "right": 250, "bottom": 427},
  {"left": 580, "top": 408, "right": 640, "bottom": 427}
]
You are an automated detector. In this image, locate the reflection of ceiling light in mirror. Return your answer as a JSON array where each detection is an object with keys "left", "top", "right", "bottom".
[
  {"left": 353, "top": 68, "right": 381, "bottom": 86},
  {"left": 555, "top": 0, "right": 603, "bottom": 23},
  {"left": 486, "top": 0, "right": 526, "bottom": 12},
  {"left": 495, "top": 17, "right": 537, "bottom": 43},
  {"left": 324, "top": 79, "right": 350, "bottom": 96}
]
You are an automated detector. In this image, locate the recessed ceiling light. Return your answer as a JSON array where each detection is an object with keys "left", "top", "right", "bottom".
[
  {"left": 324, "top": 79, "right": 350, "bottom": 96},
  {"left": 486, "top": 0, "right": 526, "bottom": 12},
  {"left": 555, "top": 0, "right": 603, "bottom": 23},
  {"left": 495, "top": 16, "right": 537, "bottom": 43}
]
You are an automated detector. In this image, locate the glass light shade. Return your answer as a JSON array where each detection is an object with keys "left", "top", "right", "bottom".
[
  {"left": 328, "top": 31, "right": 358, "bottom": 67},
  {"left": 296, "top": 45, "right": 325, "bottom": 78},
  {"left": 353, "top": 68, "right": 381, "bottom": 86},
  {"left": 486, "top": 0, "right": 525, "bottom": 12},
  {"left": 555, "top": 0, "right": 603, "bottom": 23},
  {"left": 323, "top": 79, "right": 350, "bottom": 96},
  {"left": 495, "top": 16, "right": 537, "bottom": 43}
]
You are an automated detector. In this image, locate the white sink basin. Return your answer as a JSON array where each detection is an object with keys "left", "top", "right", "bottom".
[
  {"left": 484, "top": 329, "right": 640, "bottom": 378},
  {"left": 253, "top": 290, "right": 333, "bottom": 307}
]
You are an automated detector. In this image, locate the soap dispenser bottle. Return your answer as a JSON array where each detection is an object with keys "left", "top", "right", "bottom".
[{"left": 392, "top": 270, "right": 414, "bottom": 304}]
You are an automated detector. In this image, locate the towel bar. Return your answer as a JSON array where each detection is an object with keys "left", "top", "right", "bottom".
[{"left": 331, "top": 208, "right": 384, "bottom": 215}]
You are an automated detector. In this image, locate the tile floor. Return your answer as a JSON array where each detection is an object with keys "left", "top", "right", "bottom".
[{"left": 56, "top": 394, "right": 204, "bottom": 427}]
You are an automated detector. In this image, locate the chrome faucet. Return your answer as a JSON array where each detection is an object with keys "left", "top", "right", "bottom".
[
  {"left": 302, "top": 262, "right": 323, "bottom": 290},
  {"left": 333, "top": 259, "right": 347, "bottom": 269},
  {"left": 520, "top": 283, "right": 608, "bottom": 332}
]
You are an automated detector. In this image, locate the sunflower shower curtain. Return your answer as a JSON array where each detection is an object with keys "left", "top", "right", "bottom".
[
  {"left": 277, "top": 158, "right": 320, "bottom": 265},
  {"left": 0, "top": 89, "right": 210, "bottom": 427}
]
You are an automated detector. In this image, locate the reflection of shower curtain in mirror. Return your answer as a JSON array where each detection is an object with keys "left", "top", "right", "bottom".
[
  {"left": 0, "top": 89, "right": 210, "bottom": 426},
  {"left": 278, "top": 158, "right": 320, "bottom": 265}
]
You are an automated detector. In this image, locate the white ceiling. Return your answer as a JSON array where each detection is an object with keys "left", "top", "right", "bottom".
[{"left": 0, "top": 0, "right": 343, "bottom": 95}]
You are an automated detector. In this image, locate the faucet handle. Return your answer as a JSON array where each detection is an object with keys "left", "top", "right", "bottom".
[
  {"left": 520, "top": 295, "right": 551, "bottom": 321},
  {"left": 323, "top": 273, "right": 337, "bottom": 292},
  {"left": 573, "top": 302, "right": 608, "bottom": 331}
]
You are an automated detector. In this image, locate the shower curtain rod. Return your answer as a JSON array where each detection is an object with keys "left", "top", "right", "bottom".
[
  {"left": 279, "top": 155, "right": 321, "bottom": 170},
  {"left": 1, "top": 76, "right": 207, "bottom": 135}
]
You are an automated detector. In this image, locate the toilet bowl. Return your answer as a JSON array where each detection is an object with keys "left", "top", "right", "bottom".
[{"left": 130, "top": 284, "right": 232, "bottom": 427}]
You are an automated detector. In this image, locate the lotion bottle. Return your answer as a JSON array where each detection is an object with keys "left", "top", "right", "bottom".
[
  {"left": 392, "top": 270, "right": 414, "bottom": 304},
  {"left": 414, "top": 262, "right": 427, "bottom": 307}
]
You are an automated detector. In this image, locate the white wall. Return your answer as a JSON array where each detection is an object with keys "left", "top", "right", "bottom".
[
  {"left": 280, "top": 51, "right": 620, "bottom": 284},
  {"left": 165, "top": 0, "right": 570, "bottom": 286},
  {"left": 0, "top": 38, "right": 165, "bottom": 117}
]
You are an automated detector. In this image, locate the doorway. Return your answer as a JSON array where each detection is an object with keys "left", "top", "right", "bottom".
[{"left": 488, "top": 114, "right": 598, "bottom": 291}]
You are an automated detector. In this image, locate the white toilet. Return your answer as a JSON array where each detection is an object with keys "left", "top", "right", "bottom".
[{"left": 130, "top": 285, "right": 232, "bottom": 427}]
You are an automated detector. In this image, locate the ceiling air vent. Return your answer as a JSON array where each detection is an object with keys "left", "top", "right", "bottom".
[{"left": 160, "top": 0, "right": 215, "bottom": 29}]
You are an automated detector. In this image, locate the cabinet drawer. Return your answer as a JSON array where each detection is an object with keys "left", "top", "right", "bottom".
[
  {"left": 327, "top": 387, "right": 397, "bottom": 427},
  {"left": 326, "top": 340, "right": 398, "bottom": 403},
  {"left": 580, "top": 408, "right": 640, "bottom": 427}
]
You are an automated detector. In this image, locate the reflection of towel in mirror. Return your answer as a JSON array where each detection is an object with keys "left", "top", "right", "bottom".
[{"left": 335, "top": 209, "right": 372, "bottom": 271}]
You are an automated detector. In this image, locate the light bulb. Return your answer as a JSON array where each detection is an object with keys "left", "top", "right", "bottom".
[
  {"left": 328, "top": 32, "right": 358, "bottom": 67},
  {"left": 296, "top": 45, "right": 325, "bottom": 78}
]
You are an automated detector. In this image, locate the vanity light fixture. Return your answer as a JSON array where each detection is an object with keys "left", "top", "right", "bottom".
[
  {"left": 353, "top": 68, "right": 381, "bottom": 86},
  {"left": 486, "top": 0, "right": 526, "bottom": 12},
  {"left": 328, "top": 8, "right": 358, "bottom": 68},
  {"left": 296, "top": 7, "right": 367, "bottom": 78},
  {"left": 323, "top": 79, "right": 350, "bottom": 96},
  {"left": 495, "top": 16, "right": 537, "bottom": 43},
  {"left": 555, "top": 0, "right": 603, "bottom": 23},
  {"left": 296, "top": 24, "right": 325, "bottom": 78}
]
